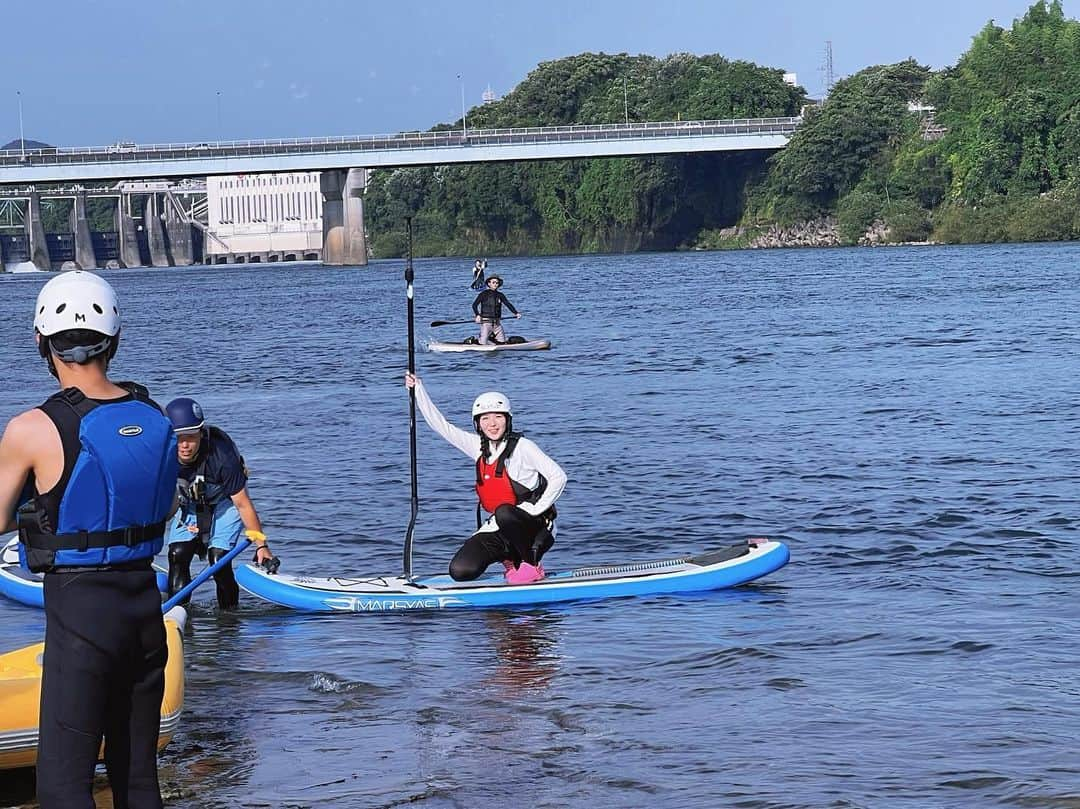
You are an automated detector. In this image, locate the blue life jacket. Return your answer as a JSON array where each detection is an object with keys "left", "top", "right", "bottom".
[{"left": 18, "top": 383, "right": 179, "bottom": 573}]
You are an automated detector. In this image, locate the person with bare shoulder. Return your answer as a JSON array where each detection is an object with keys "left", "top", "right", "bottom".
[{"left": 0, "top": 271, "right": 178, "bottom": 808}]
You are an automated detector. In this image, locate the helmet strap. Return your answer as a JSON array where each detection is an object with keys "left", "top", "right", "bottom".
[
  {"left": 50, "top": 335, "right": 113, "bottom": 364},
  {"left": 40, "top": 337, "right": 59, "bottom": 379},
  {"left": 40, "top": 333, "right": 114, "bottom": 379}
]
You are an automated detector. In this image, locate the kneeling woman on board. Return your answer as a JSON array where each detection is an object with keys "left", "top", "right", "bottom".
[{"left": 404, "top": 373, "right": 566, "bottom": 584}]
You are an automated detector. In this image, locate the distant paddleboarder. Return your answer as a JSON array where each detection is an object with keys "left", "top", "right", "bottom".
[
  {"left": 472, "top": 275, "right": 521, "bottom": 345},
  {"left": 470, "top": 258, "right": 487, "bottom": 290}
]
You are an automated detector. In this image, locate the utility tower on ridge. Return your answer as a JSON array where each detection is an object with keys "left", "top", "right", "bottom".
[{"left": 822, "top": 41, "right": 836, "bottom": 95}]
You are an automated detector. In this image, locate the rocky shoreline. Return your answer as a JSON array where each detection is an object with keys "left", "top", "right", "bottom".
[{"left": 710, "top": 217, "right": 938, "bottom": 249}]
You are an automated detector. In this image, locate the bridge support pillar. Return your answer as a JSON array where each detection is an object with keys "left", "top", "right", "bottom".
[
  {"left": 27, "top": 193, "right": 52, "bottom": 271},
  {"left": 72, "top": 193, "right": 98, "bottom": 269},
  {"left": 321, "top": 168, "right": 367, "bottom": 266},
  {"left": 343, "top": 168, "right": 368, "bottom": 266},
  {"left": 320, "top": 171, "right": 346, "bottom": 265},
  {"left": 144, "top": 195, "right": 169, "bottom": 267},
  {"left": 116, "top": 197, "right": 141, "bottom": 268}
]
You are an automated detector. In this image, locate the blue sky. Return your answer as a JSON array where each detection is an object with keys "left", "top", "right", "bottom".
[{"left": 2, "top": 0, "right": 1074, "bottom": 147}]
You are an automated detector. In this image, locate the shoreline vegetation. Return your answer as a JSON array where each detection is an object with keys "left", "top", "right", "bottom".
[{"left": 367, "top": 1, "right": 1080, "bottom": 258}]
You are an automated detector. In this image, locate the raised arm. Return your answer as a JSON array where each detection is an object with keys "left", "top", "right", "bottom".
[{"left": 407, "top": 375, "right": 481, "bottom": 460}]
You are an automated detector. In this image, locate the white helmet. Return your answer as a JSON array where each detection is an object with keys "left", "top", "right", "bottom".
[
  {"left": 34, "top": 271, "right": 120, "bottom": 365},
  {"left": 472, "top": 391, "right": 512, "bottom": 419},
  {"left": 34, "top": 271, "right": 120, "bottom": 338}
]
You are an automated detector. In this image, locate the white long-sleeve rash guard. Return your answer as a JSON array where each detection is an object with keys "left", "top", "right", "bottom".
[{"left": 413, "top": 378, "right": 566, "bottom": 521}]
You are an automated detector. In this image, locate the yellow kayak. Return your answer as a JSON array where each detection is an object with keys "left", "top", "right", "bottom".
[{"left": 0, "top": 606, "right": 186, "bottom": 771}]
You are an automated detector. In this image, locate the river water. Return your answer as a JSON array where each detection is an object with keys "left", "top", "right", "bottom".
[{"left": 0, "top": 243, "right": 1078, "bottom": 808}]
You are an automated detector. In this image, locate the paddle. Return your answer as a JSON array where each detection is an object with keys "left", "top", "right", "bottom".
[
  {"left": 161, "top": 537, "right": 252, "bottom": 612},
  {"left": 403, "top": 218, "right": 419, "bottom": 582},
  {"left": 431, "top": 316, "right": 522, "bottom": 327}
]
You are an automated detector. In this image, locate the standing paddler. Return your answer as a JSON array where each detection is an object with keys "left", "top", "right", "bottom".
[
  {"left": 0, "top": 272, "right": 178, "bottom": 808},
  {"left": 470, "top": 258, "right": 487, "bottom": 290}
]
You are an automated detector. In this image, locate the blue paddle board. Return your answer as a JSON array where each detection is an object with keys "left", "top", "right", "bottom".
[
  {"left": 234, "top": 539, "right": 789, "bottom": 612},
  {"left": 0, "top": 535, "right": 169, "bottom": 609}
]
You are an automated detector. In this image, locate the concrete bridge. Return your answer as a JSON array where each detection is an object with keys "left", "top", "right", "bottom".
[
  {"left": 0, "top": 118, "right": 799, "bottom": 183},
  {"left": 0, "top": 116, "right": 800, "bottom": 270}
]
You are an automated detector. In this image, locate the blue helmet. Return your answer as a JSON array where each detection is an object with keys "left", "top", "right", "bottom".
[{"left": 166, "top": 397, "right": 205, "bottom": 434}]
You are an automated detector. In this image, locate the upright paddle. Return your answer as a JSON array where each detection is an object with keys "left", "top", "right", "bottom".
[{"left": 403, "top": 218, "right": 419, "bottom": 581}]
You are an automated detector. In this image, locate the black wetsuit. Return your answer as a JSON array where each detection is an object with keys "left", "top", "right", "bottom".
[
  {"left": 450, "top": 503, "right": 554, "bottom": 581},
  {"left": 27, "top": 387, "right": 173, "bottom": 809},
  {"left": 39, "top": 567, "right": 167, "bottom": 808},
  {"left": 471, "top": 289, "right": 518, "bottom": 321}
]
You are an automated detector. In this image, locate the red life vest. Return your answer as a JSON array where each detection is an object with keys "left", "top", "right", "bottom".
[
  {"left": 475, "top": 434, "right": 533, "bottom": 514},
  {"left": 475, "top": 453, "right": 519, "bottom": 513}
]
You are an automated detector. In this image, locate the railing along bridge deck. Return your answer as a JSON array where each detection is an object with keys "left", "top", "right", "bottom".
[{"left": 0, "top": 117, "right": 801, "bottom": 184}]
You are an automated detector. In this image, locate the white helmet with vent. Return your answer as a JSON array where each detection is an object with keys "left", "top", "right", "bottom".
[
  {"left": 34, "top": 271, "right": 120, "bottom": 338},
  {"left": 472, "top": 391, "right": 511, "bottom": 419},
  {"left": 34, "top": 271, "right": 121, "bottom": 365}
]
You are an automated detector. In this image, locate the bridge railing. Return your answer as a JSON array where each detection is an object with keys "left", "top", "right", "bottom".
[{"left": 0, "top": 117, "right": 801, "bottom": 167}]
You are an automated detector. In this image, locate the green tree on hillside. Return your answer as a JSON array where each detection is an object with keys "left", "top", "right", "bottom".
[
  {"left": 369, "top": 1, "right": 1080, "bottom": 255},
  {"left": 927, "top": 0, "right": 1080, "bottom": 201},
  {"left": 366, "top": 51, "right": 804, "bottom": 257},
  {"left": 755, "top": 59, "right": 930, "bottom": 222},
  {"left": 745, "top": 1, "right": 1079, "bottom": 244}
]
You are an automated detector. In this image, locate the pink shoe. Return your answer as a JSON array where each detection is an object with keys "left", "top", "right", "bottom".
[
  {"left": 504, "top": 561, "right": 545, "bottom": 584},
  {"left": 502, "top": 559, "right": 515, "bottom": 574}
]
